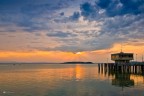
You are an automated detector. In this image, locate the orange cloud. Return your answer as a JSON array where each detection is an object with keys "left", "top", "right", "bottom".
[
  {"left": 0, "top": 42, "right": 143, "bottom": 62},
  {"left": 0, "top": 51, "right": 83, "bottom": 62}
]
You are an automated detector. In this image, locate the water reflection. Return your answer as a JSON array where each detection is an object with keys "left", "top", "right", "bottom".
[
  {"left": 0, "top": 64, "right": 144, "bottom": 96},
  {"left": 98, "top": 64, "right": 144, "bottom": 88},
  {"left": 112, "top": 72, "right": 134, "bottom": 88}
]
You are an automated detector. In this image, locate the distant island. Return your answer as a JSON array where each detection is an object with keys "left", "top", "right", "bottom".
[
  {"left": 0, "top": 62, "right": 94, "bottom": 65},
  {"left": 62, "top": 62, "right": 94, "bottom": 64}
]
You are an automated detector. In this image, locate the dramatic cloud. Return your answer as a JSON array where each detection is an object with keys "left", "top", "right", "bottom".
[
  {"left": 80, "top": 0, "right": 144, "bottom": 18},
  {"left": 79, "top": 0, "right": 144, "bottom": 40},
  {"left": 69, "top": 12, "right": 81, "bottom": 21},
  {"left": 47, "top": 31, "right": 77, "bottom": 38},
  {"left": 0, "top": 0, "right": 80, "bottom": 32},
  {"left": 0, "top": 0, "right": 144, "bottom": 53}
]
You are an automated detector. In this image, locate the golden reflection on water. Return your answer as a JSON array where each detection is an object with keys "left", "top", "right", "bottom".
[
  {"left": 0, "top": 64, "right": 108, "bottom": 87},
  {"left": 130, "top": 75, "right": 144, "bottom": 85},
  {"left": 0, "top": 64, "right": 144, "bottom": 85},
  {"left": 75, "top": 64, "right": 84, "bottom": 80},
  {"left": 0, "top": 64, "right": 144, "bottom": 96}
]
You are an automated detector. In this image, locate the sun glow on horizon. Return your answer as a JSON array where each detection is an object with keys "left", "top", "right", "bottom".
[
  {"left": 76, "top": 52, "right": 82, "bottom": 55},
  {"left": 0, "top": 43, "right": 143, "bottom": 62}
]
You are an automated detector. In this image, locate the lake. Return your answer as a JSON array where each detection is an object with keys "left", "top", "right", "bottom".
[{"left": 0, "top": 64, "right": 144, "bottom": 96}]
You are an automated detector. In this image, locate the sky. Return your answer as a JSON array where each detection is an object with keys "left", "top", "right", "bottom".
[{"left": 0, "top": 0, "right": 144, "bottom": 63}]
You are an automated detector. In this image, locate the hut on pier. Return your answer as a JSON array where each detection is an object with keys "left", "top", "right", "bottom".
[{"left": 111, "top": 52, "right": 134, "bottom": 64}]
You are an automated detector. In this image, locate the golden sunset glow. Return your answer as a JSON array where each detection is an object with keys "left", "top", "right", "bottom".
[
  {"left": 76, "top": 52, "right": 82, "bottom": 55},
  {"left": 0, "top": 0, "right": 144, "bottom": 96},
  {"left": 0, "top": 43, "right": 144, "bottom": 62}
]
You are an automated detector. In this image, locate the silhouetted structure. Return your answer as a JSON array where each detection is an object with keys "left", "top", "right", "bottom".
[{"left": 111, "top": 52, "right": 133, "bottom": 64}]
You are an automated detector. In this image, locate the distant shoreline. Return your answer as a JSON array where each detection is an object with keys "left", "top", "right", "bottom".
[
  {"left": 0, "top": 62, "right": 94, "bottom": 65},
  {"left": 62, "top": 62, "right": 94, "bottom": 64},
  {"left": 0, "top": 62, "right": 59, "bottom": 64}
]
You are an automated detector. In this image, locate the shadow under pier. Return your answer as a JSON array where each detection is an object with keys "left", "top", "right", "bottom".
[{"left": 98, "top": 63, "right": 144, "bottom": 88}]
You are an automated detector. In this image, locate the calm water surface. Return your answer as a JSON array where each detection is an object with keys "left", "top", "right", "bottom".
[{"left": 0, "top": 64, "right": 144, "bottom": 96}]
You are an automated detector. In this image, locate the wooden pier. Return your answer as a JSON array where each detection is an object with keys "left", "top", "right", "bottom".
[{"left": 98, "top": 63, "right": 144, "bottom": 74}]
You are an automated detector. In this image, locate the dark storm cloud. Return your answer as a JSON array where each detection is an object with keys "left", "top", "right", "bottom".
[
  {"left": 80, "top": 2, "right": 99, "bottom": 20},
  {"left": 80, "top": 0, "right": 144, "bottom": 18},
  {"left": 119, "top": 0, "right": 144, "bottom": 15},
  {"left": 97, "top": 0, "right": 111, "bottom": 9},
  {"left": 79, "top": 0, "right": 144, "bottom": 34}
]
